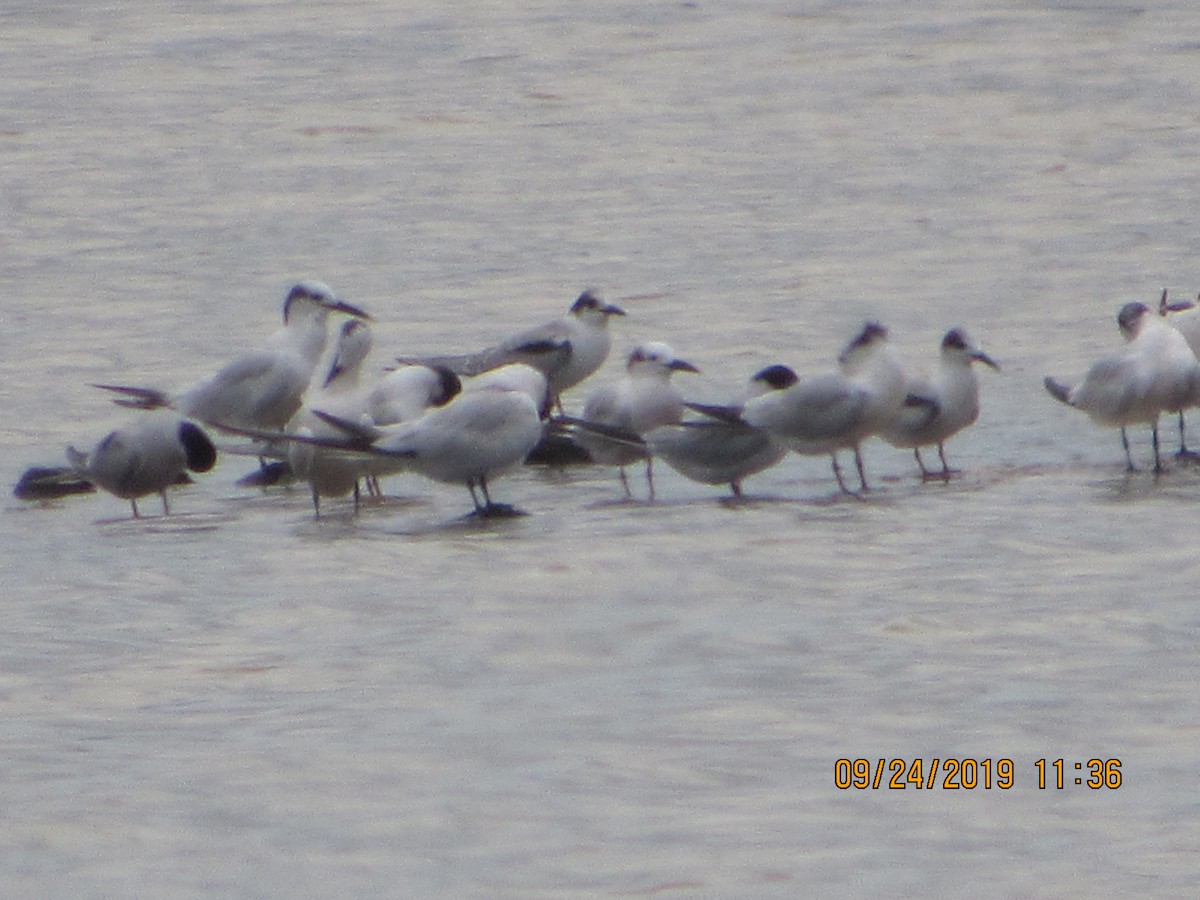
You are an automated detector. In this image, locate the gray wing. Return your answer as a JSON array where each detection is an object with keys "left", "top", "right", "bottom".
[
  {"left": 1070, "top": 355, "right": 1139, "bottom": 421},
  {"left": 396, "top": 318, "right": 573, "bottom": 378},
  {"left": 581, "top": 382, "right": 622, "bottom": 425},
  {"left": 648, "top": 420, "right": 773, "bottom": 467},
  {"left": 755, "top": 374, "right": 869, "bottom": 441},
  {"left": 181, "top": 351, "right": 306, "bottom": 428},
  {"left": 894, "top": 382, "right": 941, "bottom": 433}
]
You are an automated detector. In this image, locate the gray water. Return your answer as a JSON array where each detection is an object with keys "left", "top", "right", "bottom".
[{"left": 4, "top": 1, "right": 1200, "bottom": 897}]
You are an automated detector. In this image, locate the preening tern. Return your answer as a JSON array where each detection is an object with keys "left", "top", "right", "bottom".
[{"left": 66, "top": 412, "right": 217, "bottom": 517}]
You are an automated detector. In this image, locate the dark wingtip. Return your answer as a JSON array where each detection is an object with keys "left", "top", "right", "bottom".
[{"left": 13, "top": 466, "right": 97, "bottom": 500}]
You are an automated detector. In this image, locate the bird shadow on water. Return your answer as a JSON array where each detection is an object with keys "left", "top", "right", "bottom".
[
  {"left": 356, "top": 502, "right": 534, "bottom": 538},
  {"left": 1090, "top": 465, "right": 1200, "bottom": 503},
  {"left": 92, "top": 510, "right": 233, "bottom": 532}
]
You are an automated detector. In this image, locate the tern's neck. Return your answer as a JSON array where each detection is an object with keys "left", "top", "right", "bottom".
[{"left": 281, "top": 311, "right": 331, "bottom": 365}]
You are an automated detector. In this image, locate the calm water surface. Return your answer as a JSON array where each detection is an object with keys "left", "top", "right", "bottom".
[{"left": 4, "top": 1, "right": 1200, "bottom": 897}]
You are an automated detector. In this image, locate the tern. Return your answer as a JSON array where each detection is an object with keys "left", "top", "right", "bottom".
[
  {"left": 281, "top": 322, "right": 464, "bottom": 515},
  {"left": 253, "top": 364, "right": 548, "bottom": 517},
  {"left": 881, "top": 328, "right": 1000, "bottom": 479},
  {"left": 94, "top": 281, "right": 370, "bottom": 431},
  {"left": 395, "top": 290, "right": 625, "bottom": 410},
  {"left": 565, "top": 342, "right": 700, "bottom": 499},
  {"left": 723, "top": 322, "right": 906, "bottom": 495},
  {"left": 645, "top": 364, "right": 796, "bottom": 497},
  {"left": 1156, "top": 288, "right": 1200, "bottom": 457},
  {"left": 1045, "top": 301, "right": 1200, "bottom": 472},
  {"left": 285, "top": 318, "right": 377, "bottom": 515},
  {"left": 65, "top": 412, "right": 217, "bottom": 518}
]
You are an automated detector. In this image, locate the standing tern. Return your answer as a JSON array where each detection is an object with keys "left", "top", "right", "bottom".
[
  {"left": 297, "top": 364, "right": 549, "bottom": 516},
  {"left": 285, "top": 318, "right": 377, "bottom": 515},
  {"left": 1045, "top": 300, "right": 1200, "bottom": 472},
  {"left": 569, "top": 342, "right": 700, "bottom": 499},
  {"left": 94, "top": 281, "right": 370, "bottom": 431},
  {"left": 65, "top": 412, "right": 217, "bottom": 518},
  {"left": 1156, "top": 288, "right": 1200, "bottom": 457},
  {"left": 282, "top": 321, "right": 464, "bottom": 515},
  {"left": 645, "top": 364, "right": 796, "bottom": 498},
  {"left": 881, "top": 328, "right": 1000, "bottom": 479},
  {"left": 395, "top": 290, "right": 625, "bottom": 410},
  {"left": 726, "top": 322, "right": 906, "bottom": 495}
]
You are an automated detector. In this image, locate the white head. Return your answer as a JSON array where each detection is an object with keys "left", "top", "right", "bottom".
[
  {"left": 322, "top": 319, "right": 374, "bottom": 387},
  {"left": 625, "top": 342, "right": 701, "bottom": 378},
  {"left": 941, "top": 328, "right": 999, "bottom": 370},
  {"left": 282, "top": 281, "right": 372, "bottom": 324},
  {"left": 1116, "top": 301, "right": 1152, "bottom": 341},
  {"left": 569, "top": 290, "right": 626, "bottom": 324},
  {"left": 837, "top": 321, "right": 890, "bottom": 373}
]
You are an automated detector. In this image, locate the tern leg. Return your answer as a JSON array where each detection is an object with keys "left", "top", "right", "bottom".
[
  {"left": 730, "top": 480, "right": 743, "bottom": 499},
  {"left": 914, "top": 448, "right": 931, "bottom": 479},
  {"left": 479, "top": 477, "right": 494, "bottom": 509},
  {"left": 830, "top": 454, "right": 851, "bottom": 494},
  {"left": 937, "top": 443, "right": 952, "bottom": 479},
  {"left": 159, "top": 490, "right": 171, "bottom": 516},
  {"left": 352, "top": 481, "right": 361, "bottom": 515},
  {"left": 853, "top": 445, "right": 870, "bottom": 492},
  {"left": 1152, "top": 420, "right": 1163, "bottom": 475},
  {"left": 1174, "top": 411, "right": 1200, "bottom": 461},
  {"left": 645, "top": 458, "right": 655, "bottom": 501},
  {"left": 310, "top": 486, "right": 322, "bottom": 519},
  {"left": 1120, "top": 427, "right": 1136, "bottom": 472},
  {"left": 467, "top": 482, "right": 484, "bottom": 512},
  {"left": 618, "top": 467, "right": 632, "bottom": 498},
  {"left": 130, "top": 498, "right": 141, "bottom": 519}
]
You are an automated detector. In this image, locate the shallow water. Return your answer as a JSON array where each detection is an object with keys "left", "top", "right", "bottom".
[{"left": 5, "top": 1, "right": 1200, "bottom": 896}]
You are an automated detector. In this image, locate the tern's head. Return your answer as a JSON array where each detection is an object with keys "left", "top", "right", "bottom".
[
  {"left": 626, "top": 342, "right": 701, "bottom": 377},
  {"left": 1116, "top": 301, "right": 1151, "bottom": 340},
  {"left": 430, "top": 366, "right": 463, "bottom": 407},
  {"left": 942, "top": 328, "right": 1000, "bottom": 370},
  {"left": 322, "top": 319, "right": 374, "bottom": 387},
  {"left": 179, "top": 421, "right": 218, "bottom": 473},
  {"left": 747, "top": 364, "right": 799, "bottom": 397},
  {"left": 838, "top": 321, "right": 889, "bottom": 368},
  {"left": 569, "top": 290, "right": 626, "bottom": 322},
  {"left": 283, "top": 281, "right": 372, "bottom": 324}
]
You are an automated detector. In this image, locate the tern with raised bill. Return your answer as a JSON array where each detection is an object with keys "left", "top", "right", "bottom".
[
  {"left": 285, "top": 317, "right": 377, "bottom": 515},
  {"left": 1155, "top": 288, "right": 1200, "bottom": 458}
]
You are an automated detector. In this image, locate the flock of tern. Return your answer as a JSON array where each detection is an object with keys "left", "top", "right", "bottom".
[{"left": 17, "top": 280, "right": 1200, "bottom": 520}]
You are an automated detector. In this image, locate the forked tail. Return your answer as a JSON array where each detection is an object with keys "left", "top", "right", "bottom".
[{"left": 91, "top": 383, "right": 171, "bottom": 410}]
